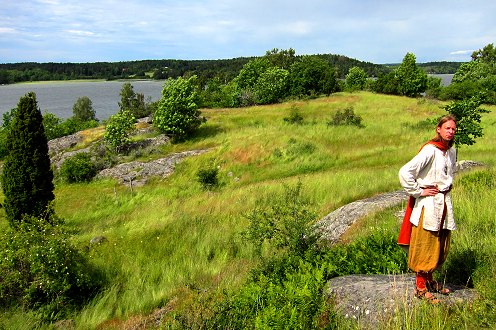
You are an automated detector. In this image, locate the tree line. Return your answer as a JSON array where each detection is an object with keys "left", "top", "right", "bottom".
[{"left": 0, "top": 50, "right": 460, "bottom": 85}]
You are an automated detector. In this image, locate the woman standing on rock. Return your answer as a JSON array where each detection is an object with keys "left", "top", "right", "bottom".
[{"left": 398, "top": 115, "right": 457, "bottom": 303}]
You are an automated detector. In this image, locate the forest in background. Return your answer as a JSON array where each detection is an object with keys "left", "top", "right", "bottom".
[{"left": 0, "top": 52, "right": 462, "bottom": 85}]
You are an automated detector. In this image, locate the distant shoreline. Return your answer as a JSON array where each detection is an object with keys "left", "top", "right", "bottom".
[{"left": 4, "top": 78, "right": 157, "bottom": 86}]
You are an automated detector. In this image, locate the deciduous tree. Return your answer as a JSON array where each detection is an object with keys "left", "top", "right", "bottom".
[
  {"left": 72, "top": 96, "right": 97, "bottom": 122},
  {"left": 104, "top": 109, "right": 136, "bottom": 152},
  {"left": 450, "top": 43, "right": 496, "bottom": 103},
  {"left": 253, "top": 67, "right": 289, "bottom": 104},
  {"left": 345, "top": 66, "right": 368, "bottom": 91},
  {"left": 444, "top": 94, "right": 490, "bottom": 147},
  {"left": 153, "top": 75, "right": 205, "bottom": 139},
  {"left": 289, "top": 55, "right": 337, "bottom": 96},
  {"left": 118, "top": 82, "right": 149, "bottom": 118},
  {"left": 395, "top": 52, "right": 427, "bottom": 97},
  {"left": 234, "top": 58, "right": 272, "bottom": 90}
]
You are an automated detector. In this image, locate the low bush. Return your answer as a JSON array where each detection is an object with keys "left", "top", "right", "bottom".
[
  {"left": 203, "top": 182, "right": 410, "bottom": 328},
  {"left": 457, "top": 169, "right": 495, "bottom": 189},
  {"left": 327, "top": 107, "right": 364, "bottom": 128},
  {"left": 283, "top": 105, "right": 304, "bottom": 125},
  {"left": 0, "top": 213, "right": 104, "bottom": 321},
  {"left": 196, "top": 167, "right": 219, "bottom": 190},
  {"left": 242, "top": 182, "right": 318, "bottom": 258},
  {"left": 59, "top": 153, "right": 97, "bottom": 183},
  {"left": 210, "top": 229, "right": 407, "bottom": 328},
  {"left": 402, "top": 117, "right": 437, "bottom": 130}
]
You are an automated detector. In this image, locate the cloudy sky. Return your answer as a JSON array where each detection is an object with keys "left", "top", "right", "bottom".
[{"left": 1, "top": 0, "right": 495, "bottom": 64}]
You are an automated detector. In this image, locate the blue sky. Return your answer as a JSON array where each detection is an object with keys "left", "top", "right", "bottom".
[{"left": 1, "top": 0, "right": 495, "bottom": 64}]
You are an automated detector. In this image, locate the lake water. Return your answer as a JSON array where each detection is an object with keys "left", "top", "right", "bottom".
[
  {"left": 429, "top": 73, "right": 453, "bottom": 87},
  {"left": 0, "top": 80, "right": 165, "bottom": 122},
  {"left": 0, "top": 74, "right": 454, "bottom": 124}
]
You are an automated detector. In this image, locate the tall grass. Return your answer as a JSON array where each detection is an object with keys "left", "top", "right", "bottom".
[{"left": 0, "top": 92, "right": 495, "bottom": 328}]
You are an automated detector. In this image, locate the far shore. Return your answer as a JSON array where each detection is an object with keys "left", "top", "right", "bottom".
[{"left": 7, "top": 78, "right": 159, "bottom": 86}]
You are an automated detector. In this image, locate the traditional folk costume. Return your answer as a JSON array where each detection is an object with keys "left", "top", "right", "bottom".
[{"left": 398, "top": 140, "right": 456, "bottom": 299}]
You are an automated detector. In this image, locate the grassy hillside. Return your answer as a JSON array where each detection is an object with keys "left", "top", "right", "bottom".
[{"left": 1, "top": 92, "right": 495, "bottom": 328}]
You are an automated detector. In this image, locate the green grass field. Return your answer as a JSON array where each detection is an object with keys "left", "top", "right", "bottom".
[{"left": 1, "top": 91, "right": 495, "bottom": 329}]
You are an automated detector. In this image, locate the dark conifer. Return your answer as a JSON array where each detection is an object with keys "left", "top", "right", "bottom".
[{"left": 1, "top": 92, "right": 54, "bottom": 227}]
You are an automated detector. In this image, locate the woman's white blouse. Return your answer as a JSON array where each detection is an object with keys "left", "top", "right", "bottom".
[{"left": 399, "top": 144, "right": 457, "bottom": 231}]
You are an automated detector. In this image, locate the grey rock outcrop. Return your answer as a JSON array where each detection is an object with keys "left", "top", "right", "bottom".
[
  {"left": 96, "top": 149, "right": 210, "bottom": 186},
  {"left": 48, "top": 132, "right": 83, "bottom": 157},
  {"left": 315, "top": 190, "right": 409, "bottom": 244},
  {"left": 326, "top": 274, "right": 478, "bottom": 327}
]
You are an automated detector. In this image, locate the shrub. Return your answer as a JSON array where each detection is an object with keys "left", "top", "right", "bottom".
[
  {"left": 457, "top": 169, "right": 495, "bottom": 189},
  {"left": 327, "top": 107, "right": 364, "bottom": 128},
  {"left": 402, "top": 118, "right": 437, "bottom": 130},
  {"left": 43, "top": 113, "right": 99, "bottom": 141},
  {"left": 209, "top": 228, "right": 407, "bottom": 329},
  {"left": 59, "top": 153, "right": 97, "bottom": 183},
  {"left": 242, "top": 182, "right": 318, "bottom": 257},
  {"left": 425, "top": 76, "right": 443, "bottom": 99},
  {"left": 438, "top": 80, "right": 480, "bottom": 101},
  {"left": 0, "top": 213, "right": 104, "bottom": 320},
  {"left": 322, "top": 232, "right": 408, "bottom": 277},
  {"left": 442, "top": 247, "right": 478, "bottom": 287},
  {"left": 196, "top": 167, "right": 219, "bottom": 190},
  {"left": 283, "top": 105, "right": 304, "bottom": 125},
  {"left": 104, "top": 109, "right": 136, "bottom": 152},
  {"left": 272, "top": 138, "right": 316, "bottom": 162}
]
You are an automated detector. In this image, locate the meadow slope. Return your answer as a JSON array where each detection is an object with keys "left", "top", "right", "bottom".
[{"left": 1, "top": 91, "right": 495, "bottom": 328}]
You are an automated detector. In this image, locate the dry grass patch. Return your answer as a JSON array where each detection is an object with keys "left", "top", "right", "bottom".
[{"left": 79, "top": 126, "right": 105, "bottom": 145}]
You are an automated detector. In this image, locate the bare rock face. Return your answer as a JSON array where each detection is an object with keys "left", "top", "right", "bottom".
[
  {"left": 48, "top": 132, "right": 83, "bottom": 157},
  {"left": 314, "top": 190, "right": 409, "bottom": 244},
  {"left": 325, "top": 274, "right": 478, "bottom": 327},
  {"left": 96, "top": 149, "right": 210, "bottom": 186}
]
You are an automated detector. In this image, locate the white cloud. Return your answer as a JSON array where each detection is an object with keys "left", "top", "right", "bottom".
[
  {"left": 450, "top": 50, "right": 474, "bottom": 55},
  {"left": 1, "top": 0, "right": 495, "bottom": 63},
  {"left": 0, "top": 27, "right": 16, "bottom": 34},
  {"left": 65, "top": 30, "right": 95, "bottom": 37}
]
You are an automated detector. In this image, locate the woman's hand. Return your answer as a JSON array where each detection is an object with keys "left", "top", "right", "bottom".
[{"left": 421, "top": 186, "right": 439, "bottom": 196}]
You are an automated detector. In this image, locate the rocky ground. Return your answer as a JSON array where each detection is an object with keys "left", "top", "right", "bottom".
[
  {"left": 326, "top": 274, "right": 478, "bottom": 328},
  {"left": 48, "top": 126, "right": 211, "bottom": 186}
]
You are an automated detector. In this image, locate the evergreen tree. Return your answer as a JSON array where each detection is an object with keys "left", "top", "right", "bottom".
[{"left": 1, "top": 92, "right": 55, "bottom": 227}]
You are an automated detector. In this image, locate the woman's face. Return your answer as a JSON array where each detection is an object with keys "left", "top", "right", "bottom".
[{"left": 437, "top": 119, "right": 457, "bottom": 141}]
